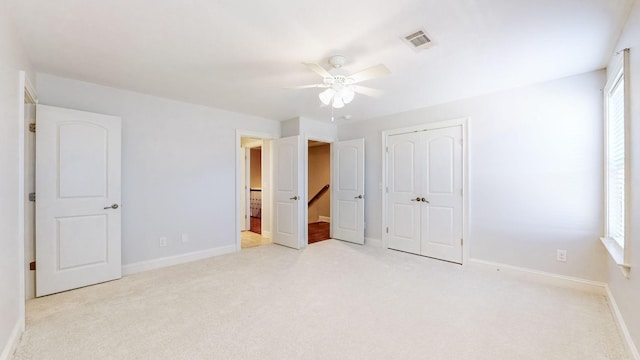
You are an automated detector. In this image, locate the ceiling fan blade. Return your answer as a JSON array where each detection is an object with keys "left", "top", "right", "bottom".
[
  {"left": 285, "top": 84, "right": 329, "bottom": 89},
  {"left": 303, "top": 63, "right": 333, "bottom": 79},
  {"left": 352, "top": 85, "right": 383, "bottom": 97},
  {"left": 348, "top": 64, "right": 391, "bottom": 84}
]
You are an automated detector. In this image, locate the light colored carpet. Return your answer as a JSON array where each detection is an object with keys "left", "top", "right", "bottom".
[
  {"left": 240, "top": 231, "right": 271, "bottom": 249},
  {"left": 13, "top": 240, "right": 629, "bottom": 360}
]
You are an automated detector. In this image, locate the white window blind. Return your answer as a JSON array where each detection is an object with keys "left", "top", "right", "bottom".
[{"left": 605, "top": 70, "right": 625, "bottom": 248}]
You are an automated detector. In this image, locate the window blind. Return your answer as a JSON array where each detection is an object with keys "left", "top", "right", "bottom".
[{"left": 606, "top": 73, "right": 625, "bottom": 248}]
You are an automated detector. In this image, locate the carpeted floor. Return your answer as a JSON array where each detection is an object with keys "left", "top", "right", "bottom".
[
  {"left": 13, "top": 240, "right": 629, "bottom": 360},
  {"left": 240, "top": 230, "right": 271, "bottom": 248}
]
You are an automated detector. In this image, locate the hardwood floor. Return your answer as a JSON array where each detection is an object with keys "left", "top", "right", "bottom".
[
  {"left": 250, "top": 216, "right": 261, "bottom": 234},
  {"left": 248, "top": 217, "right": 330, "bottom": 245},
  {"left": 308, "top": 222, "right": 330, "bottom": 244}
]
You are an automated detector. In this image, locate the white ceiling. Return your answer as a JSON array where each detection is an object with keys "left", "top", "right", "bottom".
[{"left": 7, "top": 0, "right": 635, "bottom": 122}]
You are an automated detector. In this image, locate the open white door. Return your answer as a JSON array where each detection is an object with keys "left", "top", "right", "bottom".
[
  {"left": 332, "top": 139, "right": 365, "bottom": 244},
  {"left": 273, "top": 136, "right": 302, "bottom": 249},
  {"left": 421, "top": 126, "right": 463, "bottom": 263},
  {"left": 36, "top": 105, "right": 122, "bottom": 297},
  {"left": 240, "top": 147, "right": 250, "bottom": 231}
]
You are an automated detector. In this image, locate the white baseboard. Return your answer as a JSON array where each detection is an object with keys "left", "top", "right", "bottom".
[
  {"left": 122, "top": 245, "right": 237, "bottom": 276},
  {"left": 0, "top": 320, "right": 22, "bottom": 360},
  {"left": 468, "top": 259, "right": 607, "bottom": 295},
  {"left": 318, "top": 216, "right": 330, "bottom": 223},
  {"left": 262, "top": 230, "right": 271, "bottom": 239},
  {"left": 365, "top": 237, "right": 383, "bottom": 247},
  {"left": 605, "top": 285, "right": 640, "bottom": 360}
]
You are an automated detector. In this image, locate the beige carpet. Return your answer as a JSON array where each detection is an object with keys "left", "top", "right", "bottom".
[
  {"left": 240, "top": 230, "right": 271, "bottom": 249},
  {"left": 13, "top": 240, "right": 629, "bottom": 360}
]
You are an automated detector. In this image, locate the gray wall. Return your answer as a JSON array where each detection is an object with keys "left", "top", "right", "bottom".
[
  {"left": 36, "top": 74, "right": 280, "bottom": 266},
  {"left": 339, "top": 70, "right": 607, "bottom": 282},
  {"left": 0, "top": 2, "right": 32, "bottom": 357},
  {"left": 606, "top": 0, "right": 640, "bottom": 354}
]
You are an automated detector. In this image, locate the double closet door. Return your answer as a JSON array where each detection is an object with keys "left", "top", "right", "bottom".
[{"left": 387, "top": 125, "right": 463, "bottom": 264}]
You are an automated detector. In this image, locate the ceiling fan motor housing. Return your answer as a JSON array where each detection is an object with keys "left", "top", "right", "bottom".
[{"left": 328, "top": 55, "right": 346, "bottom": 68}]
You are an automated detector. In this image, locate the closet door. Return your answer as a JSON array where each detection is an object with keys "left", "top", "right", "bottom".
[
  {"left": 273, "top": 135, "right": 303, "bottom": 249},
  {"left": 387, "top": 132, "right": 422, "bottom": 254},
  {"left": 420, "top": 126, "right": 463, "bottom": 263}
]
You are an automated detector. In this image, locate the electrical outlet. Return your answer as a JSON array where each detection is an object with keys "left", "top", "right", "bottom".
[
  {"left": 159, "top": 237, "right": 167, "bottom": 247},
  {"left": 181, "top": 233, "right": 189, "bottom": 243},
  {"left": 557, "top": 249, "right": 567, "bottom": 262}
]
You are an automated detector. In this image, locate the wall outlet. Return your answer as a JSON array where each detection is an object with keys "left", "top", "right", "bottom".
[
  {"left": 159, "top": 237, "right": 167, "bottom": 247},
  {"left": 181, "top": 233, "right": 189, "bottom": 243},
  {"left": 556, "top": 249, "right": 567, "bottom": 262}
]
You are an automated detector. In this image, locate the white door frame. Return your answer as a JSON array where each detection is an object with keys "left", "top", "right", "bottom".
[
  {"left": 381, "top": 118, "right": 470, "bottom": 264},
  {"left": 235, "top": 129, "right": 277, "bottom": 251},
  {"left": 18, "top": 71, "right": 37, "bottom": 331},
  {"left": 302, "top": 133, "right": 335, "bottom": 247}
]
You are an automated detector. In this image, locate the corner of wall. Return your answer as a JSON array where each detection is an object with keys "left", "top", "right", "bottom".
[
  {"left": 605, "top": 285, "right": 640, "bottom": 359},
  {"left": 0, "top": 320, "right": 22, "bottom": 360}
]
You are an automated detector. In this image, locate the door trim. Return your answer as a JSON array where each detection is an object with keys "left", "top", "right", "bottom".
[
  {"left": 302, "top": 133, "right": 334, "bottom": 246},
  {"left": 381, "top": 118, "right": 470, "bottom": 264},
  {"left": 18, "top": 71, "right": 37, "bottom": 332},
  {"left": 235, "top": 130, "right": 278, "bottom": 251}
]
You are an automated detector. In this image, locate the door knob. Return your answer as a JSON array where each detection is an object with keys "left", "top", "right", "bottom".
[
  {"left": 421, "top": 198, "right": 429, "bottom": 203},
  {"left": 104, "top": 204, "right": 119, "bottom": 209},
  {"left": 289, "top": 196, "right": 299, "bottom": 200},
  {"left": 354, "top": 194, "right": 363, "bottom": 199},
  {"left": 410, "top": 197, "right": 421, "bottom": 202}
]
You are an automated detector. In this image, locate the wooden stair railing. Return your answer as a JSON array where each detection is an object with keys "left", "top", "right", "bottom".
[{"left": 308, "top": 184, "right": 329, "bottom": 206}]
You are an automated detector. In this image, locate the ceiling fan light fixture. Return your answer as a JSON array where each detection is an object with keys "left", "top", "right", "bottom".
[
  {"left": 332, "top": 96, "right": 344, "bottom": 108},
  {"left": 319, "top": 88, "right": 335, "bottom": 105},
  {"left": 341, "top": 87, "right": 355, "bottom": 104}
]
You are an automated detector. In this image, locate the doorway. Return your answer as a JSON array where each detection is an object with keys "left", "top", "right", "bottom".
[
  {"left": 239, "top": 136, "right": 272, "bottom": 249},
  {"left": 307, "top": 140, "right": 331, "bottom": 244}
]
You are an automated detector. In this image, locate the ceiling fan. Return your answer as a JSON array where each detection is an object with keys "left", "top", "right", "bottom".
[{"left": 292, "top": 55, "right": 390, "bottom": 109}]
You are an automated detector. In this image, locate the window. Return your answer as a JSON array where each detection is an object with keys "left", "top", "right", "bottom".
[
  {"left": 605, "top": 68, "right": 625, "bottom": 247},
  {"left": 602, "top": 48, "right": 630, "bottom": 275}
]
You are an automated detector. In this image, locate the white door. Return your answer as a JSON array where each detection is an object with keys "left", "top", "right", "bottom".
[
  {"left": 332, "top": 138, "right": 365, "bottom": 244},
  {"left": 421, "top": 126, "right": 463, "bottom": 263},
  {"left": 273, "top": 136, "right": 302, "bottom": 249},
  {"left": 387, "top": 132, "right": 422, "bottom": 254},
  {"left": 240, "top": 147, "right": 250, "bottom": 231},
  {"left": 386, "top": 126, "right": 463, "bottom": 264},
  {"left": 36, "top": 105, "right": 122, "bottom": 297}
]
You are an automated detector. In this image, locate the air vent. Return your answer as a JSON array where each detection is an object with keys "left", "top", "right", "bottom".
[{"left": 402, "top": 28, "right": 434, "bottom": 51}]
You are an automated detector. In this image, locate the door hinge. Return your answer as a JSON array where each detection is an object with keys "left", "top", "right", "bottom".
[
  {"left": 461, "top": 238, "right": 463, "bottom": 246},
  {"left": 29, "top": 192, "right": 35, "bottom": 202},
  {"left": 29, "top": 123, "right": 36, "bottom": 132},
  {"left": 386, "top": 227, "right": 389, "bottom": 234},
  {"left": 29, "top": 262, "right": 36, "bottom": 271},
  {"left": 386, "top": 146, "right": 388, "bottom": 153}
]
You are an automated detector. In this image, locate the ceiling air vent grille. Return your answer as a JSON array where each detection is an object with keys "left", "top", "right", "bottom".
[{"left": 402, "top": 29, "right": 434, "bottom": 51}]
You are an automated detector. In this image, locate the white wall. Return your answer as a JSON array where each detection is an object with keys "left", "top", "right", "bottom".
[
  {"left": 606, "top": 0, "right": 640, "bottom": 354},
  {"left": 36, "top": 74, "right": 280, "bottom": 266},
  {"left": 339, "top": 70, "right": 606, "bottom": 282},
  {"left": 0, "top": 1, "right": 32, "bottom": 358}
]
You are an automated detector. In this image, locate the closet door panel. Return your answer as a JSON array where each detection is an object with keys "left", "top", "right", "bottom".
[
  {"left": 387, "top": 132, "right": 421, "bottom": 254},
  {"left": 420, "top": 126, "right": 463, "bottom": 264}
]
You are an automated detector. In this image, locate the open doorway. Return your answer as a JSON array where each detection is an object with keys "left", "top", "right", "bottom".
[
  {"left": 240, "top": 137, "right": 271, "bottom": 249},
  {"left": 307, "top": 140, "right": 331, "bottom": 244}
]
